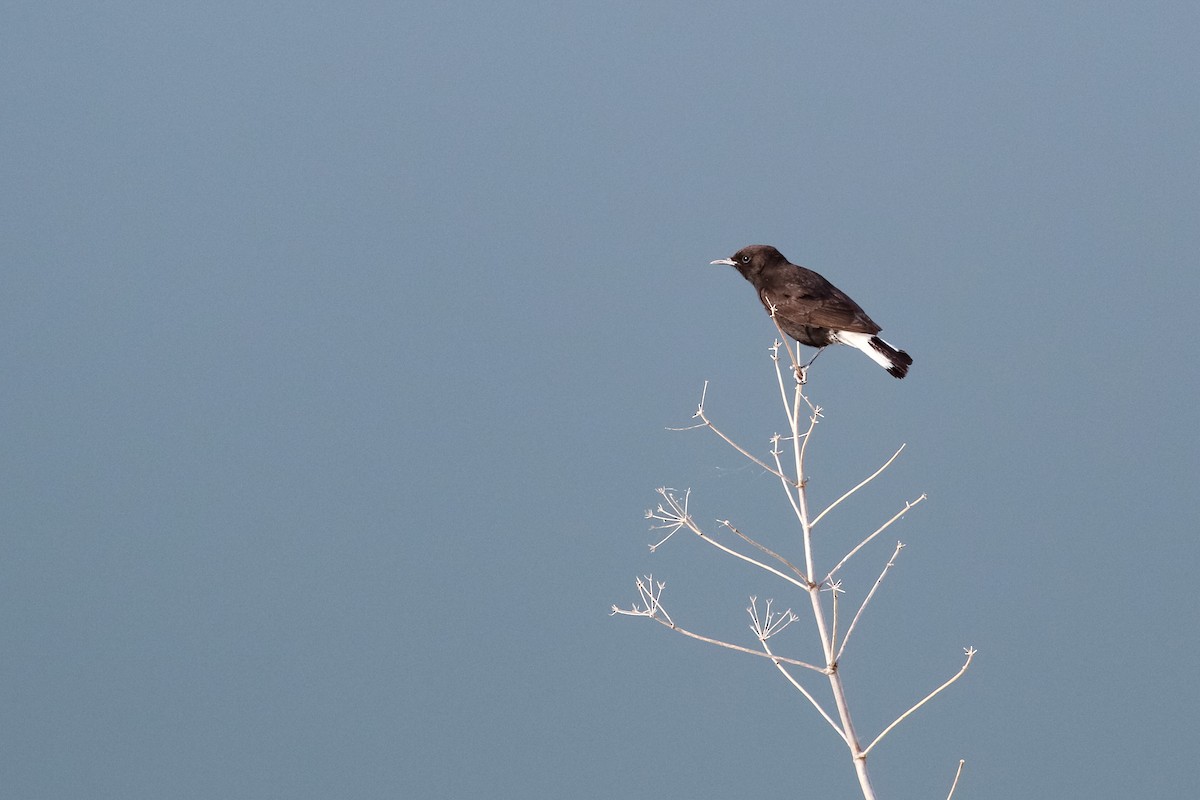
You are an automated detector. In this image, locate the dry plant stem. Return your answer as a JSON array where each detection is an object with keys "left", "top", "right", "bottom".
[
  {"left": 677, "top": 381, "right": 795, "bottom": 486},
  {"left": 770, "top": 442, "right": 813, "bottom": 577},
  {"left": 695, "top": 412, "right": 792, "bottom": 484},
  {"left": 720, "top": 520, "right": 808, "bottom": 582},
  {"left": 829, "top": 585, "right": 840, "bottom": 661},
  {"left": 760, "top": 635, "right": 848, "bottom": 743},
  {"left": 835, "top": 541, "right": 905, "bottom": 664},
  {"left": 811, "top": 444, "right": 906, "bottom": 528},
  {"left": 792, "top": 408, "right": 821, "bottom": 580},
  {"left": 772, "top": 352, "right": 878, "bottom": 800},
  {"left": 621, "top": 337, "right": 975, "bottom": 797},
  {"left": 863, "top": 647, "right": 976, "bottom": 756},
  {"left": 690, "top": 520, "right": 810, "bottom": 591},
  {"left": 610, "top": 579, "right": 825, "bottom": 673},
  {"left": 824, "top": 495, "right": 926, "bottom": 586},
  {"left": 647, "top": 487, "right": 811, "bottom": 590},
  {"left": 646, "top": 613, "right": 826, "bottom": 672},
  {"left": 946, "top": 760, "right": 966, "bottom": 800}
]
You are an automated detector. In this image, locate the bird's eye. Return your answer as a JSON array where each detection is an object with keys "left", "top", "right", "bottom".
[{"left": 740, "top": 254, "right": 750, "bottom": 263}]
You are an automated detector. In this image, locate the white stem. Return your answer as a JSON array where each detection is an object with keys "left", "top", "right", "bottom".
[
  {"left": 779, "top": 370, "right": 876, "bottom": 800},
  {"left": 863, "top": 648, "right": 976, "bottom": 756},
  {"left": 646, "top": 613, "right": 826, "bottom": 672},
  {"left": 946, "top": 759, "right": 966, "bottom": 800},
  {"left": 824, "top": 495, "right": 926, "bottom": 585},
  {"left": 812, "top": 444, "right": 906, "bottom": 528},
  {"left": 835, "top": 541, "right": 905, "bottom": 664},
  {"left": 686, "top": 516, "right": 810, "bottom": 591},
  {"left": 761, "top": 636, "right": 847, "bottom": 742},
  {"left": 619, "top": 337, "right": 971, "bottom": 798}
]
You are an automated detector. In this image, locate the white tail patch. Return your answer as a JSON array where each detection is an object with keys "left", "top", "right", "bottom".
[{"left": 832, "top": 330, "right": 894, "bottom": 371}]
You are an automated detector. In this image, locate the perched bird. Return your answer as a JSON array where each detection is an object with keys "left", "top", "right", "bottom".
[{"left": 711, "top": 244, "right": 913, "bottom": 379}]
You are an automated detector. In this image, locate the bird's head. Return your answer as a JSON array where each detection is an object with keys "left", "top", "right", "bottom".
[{"left": 710, "top": 245, "right": 786, "bottom": 277}]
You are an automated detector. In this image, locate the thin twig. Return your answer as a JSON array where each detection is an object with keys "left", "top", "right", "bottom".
[
  {"left": 767, "top": 304, "right": 801, "bottom": 373},
  {"left": 776, "top": 318, "right": 801, "bottom": 374},
  {"left": 797, "top": 401, "right": 819, "bottom": 476},
  {"left": 649, "top": 488, "right": 810, "bottom": 590},
  {"left": 611, "top": 606, "right": 828, "bottom": 673},
  {"left": 771, "top": 339, "right": 796, "bottom": 429},
  {"left": 824, "top": 495, "right": 926, "bottom": 584},
  {"left": 699, "top": 411, "right": 794, "bottom": 484},
  {"left": 834, "top": 542, "right": 905, "bottom": 664},
  {"left": 667, "top": 381, "right": 795, "bottom": 484},
  {"left": 747, "top": 596, "right": 800, "bottom": 640},
  {"left": 616, "top": 337, "right": 965, "bottom": 800},
  {"left": 829, "top": 581, "right": 843, "bottom": 655},
  {"left": 721, "top": 519, "right": 809, "bottom": 583},
  {"left": 946, "top": 760, "right": 966, "bottom": 800},
  {"left": 612, "top": 575, "right": 674, "bottom": 626},
  {"left": 695, "top": 523, "right": 811, "bottom": 590},
  {"left": 771, "top": 437, "right": 810, "bottom": 551},
  {"left": 771, "top": 354, "right": 874, "bottom": 800},
  {"left": 812, "top": 444, "right": 907, "bottom": 528},
  {"left": 863, "top": 648, "right": 977, "bottom": 756},
  {"left": 791, "top": 391, "right": 822, "bottom": 582},
  {"left": 760, "top": 635, "right": 848, "bottom": 743}
]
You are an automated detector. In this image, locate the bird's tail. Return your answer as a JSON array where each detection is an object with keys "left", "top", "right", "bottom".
[{"left": 834, "top": 331, "right": 913, "bottom": 379}]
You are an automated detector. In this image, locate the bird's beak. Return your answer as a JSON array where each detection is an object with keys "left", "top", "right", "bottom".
[{"left": 710, "top": 258, "right": 736, "bottom": 266}]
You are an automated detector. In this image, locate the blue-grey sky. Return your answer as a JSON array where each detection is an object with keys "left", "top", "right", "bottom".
[{"left": 3, "top": 3, "right": 1198, "bottom": 798}]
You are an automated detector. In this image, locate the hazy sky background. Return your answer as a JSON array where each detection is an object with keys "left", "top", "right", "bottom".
[{"left": 3, "top": 3, "right": 1198, "bottom": 797}]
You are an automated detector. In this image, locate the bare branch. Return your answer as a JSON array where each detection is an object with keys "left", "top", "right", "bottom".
[
  {"left": 771, "top": 436, "right": 809, "bottom": 541},
  {"left": 760, "top": 634, "right": 848, "bottom": 743},
  {"left": 669, "top": 380, "right": 797, "bottom": 484},
  {"left": 946, "top": 760, "right": 966, "bottom": 800},
  {"left": 768, "top": 308, "right": 801, "bottom": 373},
  {"left": 785, "top": 388, "right": 823, "bottom": 581},
  {"left": 697, "top": 525, "right": 811, "bottom": 591},
  {"left": 613, "top": 589, "right": 827, "bottom": 673},
  {"left": 699, "top": 413, "right": 793, "bottom": 484},
  {"left": 771, "top": 339, "right": 798, "bottom": 429},
  {"left": 665, "top": 421, "right": 709, "bottom": 432},
  {"left": 863, "top": 647, "right": 977, "bottom": 756},
  {"left": 796, "top": 400, "right": 819, "bottom": 477},
  {"left": 721, "top": 519, "right": 810, "bottom": 584},
  {"left": 618, "top": 335, "right": 968, "bottom": 799},
  {"left": 647, "top": 488, "right": 810, "bottom": 590},
  {"left": 811, "top": 444, "right": 907, "bottom": 528},
  {"left": 645, "top": 487, "right": 693, "bottom": 550},
  {"left": 768, "top": 315, "right": 812, "bottom": 389},
  {"left": 827, "top": 580, "right": 844, "bottom": 655},
  {"left": 824, "top": 495, "right": 926, "bottom": 584},
  {"left": 610, "top": 574, "right": 675, "bottom": 626},
  {"left": 747, "top": 596, "right": 800, "bottom": 640},
  {"left": 834, "top": 542, "right": 905, "bottom": 663},
  {"left": 650, "top": 616, "right": 827, "bottom": 669},
  {"left": 665, "top": 380, "right": 712, "bottom": 432}
]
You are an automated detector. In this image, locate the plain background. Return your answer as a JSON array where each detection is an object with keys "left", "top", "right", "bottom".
[{"left": 3, "top": 3, "right": 1198, "bottom": 797}]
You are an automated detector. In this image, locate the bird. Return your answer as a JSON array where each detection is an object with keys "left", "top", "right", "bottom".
[{"left": 711, "top": 244, "right": 913, "bottom": 379}]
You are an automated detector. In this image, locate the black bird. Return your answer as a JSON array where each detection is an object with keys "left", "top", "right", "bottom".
[{"left": 712, "top": 245, "right": 913, "bottom": 379}]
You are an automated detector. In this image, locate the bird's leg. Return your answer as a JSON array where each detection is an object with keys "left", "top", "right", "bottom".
[{"left": 795, "top": 347, "right": 826, "bottom": 384}]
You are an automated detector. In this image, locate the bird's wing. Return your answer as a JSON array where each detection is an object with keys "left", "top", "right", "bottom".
[{"left": 760, "top": 280, "right": 881, "bottom": 334}]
